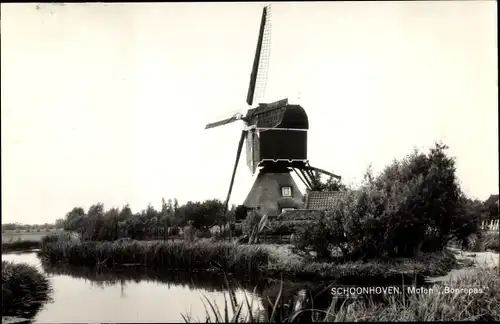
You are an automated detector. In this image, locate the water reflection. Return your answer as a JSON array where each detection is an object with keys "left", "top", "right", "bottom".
[
  {"left": 2, "top": 252, "right": 435, "bottom": 323},
  {"left": 3, "top": 252, "right": 265, "bottom": 323},
  {"left": 39, "top": 258, "right": 265, "bottom": 294}
]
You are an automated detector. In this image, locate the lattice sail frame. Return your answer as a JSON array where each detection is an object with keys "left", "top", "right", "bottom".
[
  {"left": 254, "top": 107, "right": 286, "bottom": 129},
  {"left": 251, "top": 6, "right": 272, "bottom": 107}
]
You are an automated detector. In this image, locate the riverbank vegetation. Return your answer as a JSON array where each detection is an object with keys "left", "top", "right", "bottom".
[
  {"left": 2, "top": 261, "right": 52, "bottom": 319},
  {"left": 5, "top": 141, "right": 498, "bottom": 322},
  {"left": 40, "top": 236, "right": 269, "bottom": 276},
  {"left": 40, "top": 232, "right": 457, "bottom": 281},
  {"left": 38, "top": 142, "right": 494, "bottom": 281},
  {"left": 185, "top": 266, "right": 500, "bottom": 322}
]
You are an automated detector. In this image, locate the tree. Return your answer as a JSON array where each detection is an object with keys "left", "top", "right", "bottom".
[
  {"left": 55, "top": 218, "right": 66, "bottom": 229},
  {"left": 87, "top": 203, "right": 105, "bottom": 218},
  {"left": 172, "top": 198, "right": 181, "bottom": 226},
  {"left": 84, "top": 203, "right": 105, "bottom": 240},
  {"left": 181, "top": 199, "right": 224, "bottom": 232},
  {"left": 294, "top": 142, "right": 473, "bottom": 260},
  {"left": 234, "top": 205, "right": 249, "bottom": 221},
  {"left": 452, "top": 196, "right": 484, "bottom": 249},
  {"left": 484, "top": 195, "right": 499, "bottom": 221},
  {"left": 307, "top": 172, "right": 347, "bottom": 192},
  {"left": 102, "top": 207, "right": 120, "bottom": 240},
  {"left": 144, "top": 203, "right": 159, "bottom": 238},
  {"left": 183, "top": 201, "right": 205, "bottom": 230},
  {"left": 161, "top": 198, "right": 170, "bottom": 240},
  {"left": 118, "top": 204, "right": 133, "bottom": 222},
  {"left": 64, "top": 207, "right": 86, "bottom": 231},
  {"left": 226, "top": 204, "right": 237, "bottom": 224}
]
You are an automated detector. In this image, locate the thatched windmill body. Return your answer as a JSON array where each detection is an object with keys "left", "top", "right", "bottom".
[{"left": 205, "top": 5, "right": 340, "bottom": 217}]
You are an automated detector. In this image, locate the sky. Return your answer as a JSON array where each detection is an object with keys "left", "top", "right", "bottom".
[{"left": 1, "top": 1, "right": 498, "bottom": 224}]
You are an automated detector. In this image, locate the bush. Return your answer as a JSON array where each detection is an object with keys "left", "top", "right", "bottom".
[
  {"left": 294, "top": 213, "right": 344, "bottom": 259},
  {"left": 169, "top": 226, "right": 180, "bottom": 236},
  {"left": 194, "top": 229, "right": 212, "bottom": 239},
  {"left": 277, "top": 210, "right": 323, "bottom": 221},
  {"left": 2, "top": 261, "right": 51, "bottom": 318},
  {"left": 294, "top": 143, "right": 477, "bottom": 260},
  {"left": 42, "top": 231, "right": 81, "bottom": 246},
  {"left": 266, "top": 220, "right": 315, "bottom": 236}
]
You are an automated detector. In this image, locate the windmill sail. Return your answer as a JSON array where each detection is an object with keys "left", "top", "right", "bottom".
[
  {"left": 246, "top": 129, "right": 261, "bottom": 174},
  {"left": 223, "top": 130, "right": 248, "bottom": 213},
  {"left": 205, "top": 114, "right": 240, "bottom": 129},
  {"left": 246, "top": 5, "right": 272, "bottom": 107}
]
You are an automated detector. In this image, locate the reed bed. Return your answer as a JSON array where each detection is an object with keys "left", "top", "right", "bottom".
[
  {"left": 41, "top": 234, "right": 270, "bottom": 276},
  {"left": 2, "top": 261, "right": 52, "bottom": 319},
  {"left": 185, "top": 267, "right": 500, "bottom": 322}
]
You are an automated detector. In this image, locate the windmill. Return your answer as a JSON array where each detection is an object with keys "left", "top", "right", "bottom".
[{"left": 205, "top": 5, "right": 341, "bottom": 217}]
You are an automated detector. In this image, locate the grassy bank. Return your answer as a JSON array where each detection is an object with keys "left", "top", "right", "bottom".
[
  {"left": 186, "top": 267, "right": 500, "bottom": 322},
  {"left": 2, "top": 240, "right": 41, "bottom": 253},
  {"left": 262, "top": 244, "right": 457, "bottom": 281},
  {"left": 2, "top": 261, "right": 52, "bottom": 319}
]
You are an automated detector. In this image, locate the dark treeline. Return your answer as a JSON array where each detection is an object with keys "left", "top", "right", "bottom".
[{"left": 60, "top": 198, "right": 249, "bottom": 241}]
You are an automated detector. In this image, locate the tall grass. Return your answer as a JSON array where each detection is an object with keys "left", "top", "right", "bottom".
[
  {"left": 182, "top": 275, "right": 266, "bottom": 323},
  {"left": 2, "top": 261, "right": 52, "bottom": 319},
  {"left": 41, "top": 233, "right": 270, "bottom": 275},
  {"left": 324, "top": 267, "right": 500, "bottom": 322},
  {"left": 185, "top": 267, "right": 500, "bottom": 322}
]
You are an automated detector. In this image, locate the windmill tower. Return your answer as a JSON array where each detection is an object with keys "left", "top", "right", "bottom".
[{"left": 205, "top": 5, "right": 341, "bottom": 217}]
